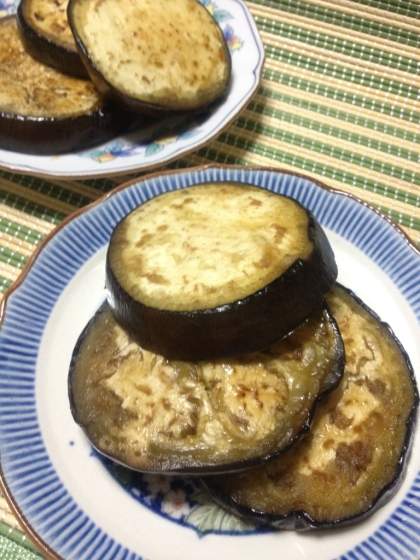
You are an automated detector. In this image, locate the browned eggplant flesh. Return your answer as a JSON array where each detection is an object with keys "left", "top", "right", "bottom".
[
  {"left": 202, "top": 284, "right": 418, "bottom": 529},
  {"left": 67, "top": 0, "right": 231, "bottom": 114},
  {"left": 106, "top": 182, "right": 338, "bottom": 360},
  {"left": 68, "top": 300, "right": 344, "bottom": 474},
  {"left": 0, "top": 16, "right": 130, "bottom": 155},
  {"left": 17, "top": 0, "right": 88, "bottom": 78}
]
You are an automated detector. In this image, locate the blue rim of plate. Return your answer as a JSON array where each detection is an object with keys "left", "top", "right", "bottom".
[
  {"left": 0, "top": 0, "right": 265, "bottom": 179},
  {"left": 0, "top": 165, "right": 420, "bottom": 560}
]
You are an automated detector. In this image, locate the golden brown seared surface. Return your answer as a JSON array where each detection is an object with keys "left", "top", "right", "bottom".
[
  {"left": 0, "top": 17, "right": 102, "bottom": 117},
  {"left": 70, "top": 0, "right": 230, "bottom": 110},
  {"left": 108, "top": 183, "right": 312, "bottom": 312},
  {"left": 21, "top": 0, "right": 75, "bottom": 50},
  {"left": 205, "top": 285, "right": 417, "bottom": 525},
  {"left": 70, "top": 303, "right": 343, "bottom": 473}
]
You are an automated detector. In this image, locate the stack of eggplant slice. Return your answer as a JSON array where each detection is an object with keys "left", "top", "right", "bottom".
[
  {"left": 16, "top": 0, "right": 89, "bottom": 78},
  {"left": 0, "top": 0, "right": 231, "bottom": 154},
  {"left": 202, "top": 284, "right": 419, "bottom": 529},
  {"left": 68, "top": 181, "right": 419, "bottom": 531},
  {"left": 0, "top": 14, "right": 126, "bottom": 155}
]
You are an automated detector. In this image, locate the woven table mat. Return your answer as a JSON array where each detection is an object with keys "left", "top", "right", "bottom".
[{"left": 1, "top": 0, "right": 420, "bottom": 558}]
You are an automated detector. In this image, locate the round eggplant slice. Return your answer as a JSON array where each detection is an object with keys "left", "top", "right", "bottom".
[
  {"left": 68, "top": 301, "right": 344, "bottom": 474},
  {"left": 202, "top": 284, "right": 419, "bottom": 530},
  {"left": 106, "top": 182, "right": 338, "bottom": 361},
  {"left": 67, "top": 0, "right": 231, "bottom": 114},
  {"left": 0, "top": 16, "right": 130, "bottom": 155},
  {"left": 17, "top": 0, "right": 88, "bottom": 79}
]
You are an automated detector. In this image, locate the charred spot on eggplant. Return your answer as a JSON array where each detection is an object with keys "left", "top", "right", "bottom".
[
  {"left": 17, "top": 0, "right": 88, "bottom": 78},
  {"left": 0, "top": 16, "right": 130, "bottom": 155},
  {"left": 106, "top": 182, "right": 338, "bottom": 361},
  {"left": 202, "top": 284, "right": 418, "bottom": 530},
  {"left": 67, "top": 0, "right": 231, "bottom": 115},
  {"left": 68, "top": 301, "right": 344, "bottom": 475}
]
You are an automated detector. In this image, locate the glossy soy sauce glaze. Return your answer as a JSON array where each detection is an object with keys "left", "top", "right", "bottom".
[
  {"left": 68, "top": 301, "right": 344, "bottom": 475},
  {"left": 0, "top": 16, "right": 130, "bottom": 155}
]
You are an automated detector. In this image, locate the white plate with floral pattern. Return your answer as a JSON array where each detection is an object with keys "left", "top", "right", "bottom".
[
  {"left": 0, "top": 0, "right": 264, "bottom": 179},
  {"left": 1, "top": 166, "right": 420, "bottom": 560}
]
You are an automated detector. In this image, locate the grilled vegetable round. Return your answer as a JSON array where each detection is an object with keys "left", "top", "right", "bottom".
[
  {"left": 202, "top": 284, "right": 418, "bottom": 529},
  {"left": 17, "top": 0, "right": 88, "bottom": 78},
  {"left": 68, "top": 301, "right": 344, "bottom": 474},
  {"left": 106, "top": 182, "right": 338, "bottom": 360},
  {"left": 67, "top": 0, "right": 231, "bottom": 114},
  {"left": 0, "top": 16, "right": 129, "bottom": 155}
]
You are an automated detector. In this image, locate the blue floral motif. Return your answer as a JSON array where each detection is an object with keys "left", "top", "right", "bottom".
[
  {"left": 80, "top": 140, "right": 140, "bottom": 163},
  {"left": 199, "top": 0, "right": 243, "bottom": 51},
  {"left": 199, "top": 0, "right": 232, "bottom": 23},
  {"left": 94, "top": 450, "right": 268, "bottom": 537},
  {"left": 145, "top": 128, "right": 198, "bottom": 156},
  {"left": 0, "top": 0, "right": 19, "bottom": 16},
  {"left": 81, "top": 114, "right": 202, "bottom": 163},
  {"left": 224, "top": 23, "right": 243, "bottom": 51}
]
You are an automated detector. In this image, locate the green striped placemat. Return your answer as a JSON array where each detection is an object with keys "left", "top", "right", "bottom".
[{"left": 1, "top": 0, "right": 420, "bottom": 298}]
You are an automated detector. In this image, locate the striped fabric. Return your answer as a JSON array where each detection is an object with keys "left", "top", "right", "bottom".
[
  {"left": 0, "top": 0, "right": 420, "bottom": 557},
  {"left": 1, "top": 0, "right": 420, "bottom": 298}
]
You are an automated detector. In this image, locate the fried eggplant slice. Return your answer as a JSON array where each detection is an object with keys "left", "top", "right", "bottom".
[
  {"left": 67, "top": 0, "right": 231, "bottom": 114},
  {"left": 17, "top": 0, "right": 88, "bottom": 78},
  {"left": 202, "top": 284, "right": 418, "bottom": 529},
  {"left": 106, "top": 182, "right": 337, "bottom": 361},
  {"left": 0, "top": 16, "right": 129, "bottom": 155},
  {"left": 68, "top": 301, "right": 344, "bottom": 474}
]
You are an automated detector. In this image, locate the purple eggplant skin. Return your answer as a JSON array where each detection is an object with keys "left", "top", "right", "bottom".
[
  {"left": 203, "top": 477, "right": 411, "bottom": 531},
  {"left": 0, "top": 105, "right": 131, "bottom": 155},
  {"left": 202, "top": 284, "right": 419, "bottom": 530},
  {"left": 105, "top": 202, "right": 338, "bottom": 361},
  {"left": 203, "top": 432, "right": 417, "bottom": 531},
  {"left": 16, "top": 0, "right": 89, "bottom": 79}
]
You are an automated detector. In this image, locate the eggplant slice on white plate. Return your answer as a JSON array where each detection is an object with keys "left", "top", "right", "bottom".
[
  {"left": 202, "top": 284, "right": 419, "bottom": 530},
  {"left": 0, "top": 16, "right": 130, "bottom": 155},
  {"left": 68, "top": 299, "right": 344, "bottom": 475},
  {"left": 67, "top": 0, "right": 232, "bottom": 114},
  {"left": 106, "top": 182, "right": 338, "bottom": 361}
]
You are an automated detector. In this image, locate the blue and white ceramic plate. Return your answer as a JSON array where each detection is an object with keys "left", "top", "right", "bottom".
[
  {"left": 0, "top": 0, "right": 263, "bottom": 179},
  {"left": 1, "top": 166, "right": 420, "bottom": 560}
]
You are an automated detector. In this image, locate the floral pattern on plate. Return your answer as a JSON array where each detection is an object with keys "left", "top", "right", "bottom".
[
  {"left": 0, "top": 0, "right": 18, "bottom": 16},
  {"left": 95, "top": 451, "right": 266, "bottom": 537}
]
